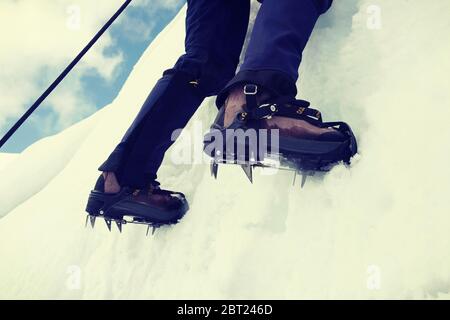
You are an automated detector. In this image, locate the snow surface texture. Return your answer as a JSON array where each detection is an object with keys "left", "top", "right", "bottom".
[
  {"left": 0, "top": 153, "right": 17, "bottom": 170},
  {"left": 1, "top": 0, "right": 450, "bottom": 299}
]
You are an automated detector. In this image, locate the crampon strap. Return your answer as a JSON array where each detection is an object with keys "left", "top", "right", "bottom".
[{"left": 240, "top": 84, "right": 350, "bottom": 131}]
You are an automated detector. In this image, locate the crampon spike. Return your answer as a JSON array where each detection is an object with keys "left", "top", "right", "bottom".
[
  {"left": 105, "top": 219, "right": 112, "bottom": 232},
  {"left": 85, "top": 215, "right": 89, "bottom": 228},
  {"left": 241, "top": 163, "right": 253, "bottom": 183},
  {"left": 115, "top": 220, "right": 123, "bottom": 233},
  {"left": 301, "top": 173, "right": 308, "bottom": 188},
  {"left": 146, "top": 225, "right": 158, "bottom": 236},
  {"left": 292, "top": 171, "right": 297, "bottom": 186},
  {"left": 89, "top": 216, "right": 96, "bottom": 228},
  {"left": 210, "top": 161, "right": 218, "bottom": 179}
]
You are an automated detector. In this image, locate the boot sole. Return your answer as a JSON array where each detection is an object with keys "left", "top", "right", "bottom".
[{"left": 85, "top": 190, "right": 188, "bottom": 225}]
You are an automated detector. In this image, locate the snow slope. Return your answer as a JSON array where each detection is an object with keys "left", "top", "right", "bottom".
[
  {"left": 1, "top": 1, "right": 450, "bottom": 299},
  {"left": 0, "top": 153, "right": 18, "bottom": 170}
]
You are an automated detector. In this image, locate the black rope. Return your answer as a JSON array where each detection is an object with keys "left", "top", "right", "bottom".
[{"left": 0, "top": 0, "right": 133, "bottom": 150}]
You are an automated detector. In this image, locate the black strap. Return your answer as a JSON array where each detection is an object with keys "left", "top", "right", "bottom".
[
  {"left": 250, "top": 102, "right": 322, "bottom": 123},
  {"left": 241, "top": 84, "right": 322, "bottom": 125},
  {"left": 240, "top": 84, "right": 356, "bottom": 140},
  {"left": 0, "top": 0, "right": 133, "bottom": 150},
  {"left": 243, "top": 84, "right": 259, "bottom": 111}
]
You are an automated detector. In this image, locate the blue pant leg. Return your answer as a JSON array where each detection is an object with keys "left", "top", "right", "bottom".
[
  {"left": 241, "top": 0, "right": 332, "bottom": 80},
  {"left": 216, "top": 0, "right": 332, "bottom": 107},
  {"left": 172, "top": 0, "right": 250, "bottom": 96}
]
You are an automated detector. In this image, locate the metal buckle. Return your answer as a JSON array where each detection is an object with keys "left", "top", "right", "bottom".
[
  {"left": 258, "top": 103, "right": 277, "bottom": 119},
  {"left": 297, "top": 107, "right": 306, "bottom": 115},
  {"left": 243, "top": 84, "right": 258, "bottom": 95},
  {"left": 239, "top": 112, "right": 248, "bottom": 121},
  {"left": 189, "top": 80, "right": 199, "bottom": 87}
]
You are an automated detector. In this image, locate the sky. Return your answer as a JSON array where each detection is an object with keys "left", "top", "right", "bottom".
[{"left": 0, "top": 0, "right": 185, "bottom": 153}]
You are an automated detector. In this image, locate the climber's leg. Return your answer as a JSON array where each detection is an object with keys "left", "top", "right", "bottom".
[{"left": 98, "top": 0, "right": 250, "bottom": 189}]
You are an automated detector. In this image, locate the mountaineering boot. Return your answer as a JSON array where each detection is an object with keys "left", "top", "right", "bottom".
[
  {"left": 87, "top": 70, "right": 206, "bottom": 231},
  {"left": 85, "top": 174, "right": 188, "bottom": 228},
  {"left": 204, "top": 84, "right": 357, "bottom": 175}
]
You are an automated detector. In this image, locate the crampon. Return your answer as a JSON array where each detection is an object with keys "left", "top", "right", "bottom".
[
  {"left": 85, "top": 177, "right": 188, "bottom": 235},
  {"left": 203, "top": 84, "right": 358, "bottom": 187}
]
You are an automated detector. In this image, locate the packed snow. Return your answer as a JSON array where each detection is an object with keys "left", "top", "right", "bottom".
[
  {"left": 0, "top": 153, "right": 17, "bottom": 170},
  {"left": 0, "top": 0, "right": 449, "bottom": 299}
]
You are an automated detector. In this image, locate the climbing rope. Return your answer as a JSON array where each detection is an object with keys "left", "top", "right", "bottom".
[{"left": 0, "top": 0, "right": 133, "bottom": 149}]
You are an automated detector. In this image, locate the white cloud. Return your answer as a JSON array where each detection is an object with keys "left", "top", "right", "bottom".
[
  {"left": 131, "top": 0, "right": 184, "bottom": 11},
  {"left": 119, "top": 0, "right": 184, "bottom": 43},
  {"left": 0, "top": 0, "right": 126, "bottom": 133}
]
